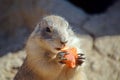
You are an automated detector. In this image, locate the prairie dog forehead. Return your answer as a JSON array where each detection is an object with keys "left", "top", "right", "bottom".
[{"left": 42, "top": 15, "right": 69, "bottom": 30}]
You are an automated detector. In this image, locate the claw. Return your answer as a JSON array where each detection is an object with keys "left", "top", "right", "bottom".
[
  {"left": 76, "top": 53, "right": 86, "bottom": 65},
  {"left": 58, "top": 52, "right": 68, "bottom": 57},
  {"left": 76, "top": 59, "right": 84, "bottom": 65},
  {"left": 57, "top": 52, "right": 68, "bottom": 64},
  {"left": 57, "top": 52, "right": 65, "bottom": 58}
]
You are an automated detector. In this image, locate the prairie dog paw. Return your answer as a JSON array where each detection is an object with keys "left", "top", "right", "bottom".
[
  {"left": 76, "top": 53, "right": 86, "bottom": 65},
  {"left": 56, "top": 52, "right": 68, "bottom": 64}
]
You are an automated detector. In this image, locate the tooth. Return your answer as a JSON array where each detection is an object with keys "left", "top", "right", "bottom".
[{"left": 78, "top": 53, "right": 84, "bottom": 56}]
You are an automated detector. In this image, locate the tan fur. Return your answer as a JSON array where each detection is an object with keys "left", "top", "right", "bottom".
[{"left": 14, "top": 15, "right": 87, "bottom": 80}]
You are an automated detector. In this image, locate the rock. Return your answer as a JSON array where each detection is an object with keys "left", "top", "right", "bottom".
[
  {"left": 85, "top": 36, "right": 120, "bottom": 80},
  {"left": 82, "top": 0, "right": 120, "bottom": 37},
  {"left": 78, "top": 35, "right": 93, "bottom": 53},
  {"left": 0, "top": 51, "right": 26, "bottom": 80},
  {"left": 85, "top": 50, "right": 119, "bottom": 80},
  {"left": 95, "top": 36, "right": 120, "bottom": 62}
]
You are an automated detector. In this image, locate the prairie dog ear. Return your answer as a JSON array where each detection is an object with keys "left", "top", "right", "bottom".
[
  {"left": 39, "top": 19, "right": 48, "bottom": 28},
  {"left": 63, "top": 19, "right": 69, "bottom": 28},
  {"left": 30, "top": 19, "right": 48, "bottom": 37},
  {"left": 30, "top": 24, "right": 41, "bottom": 37}
]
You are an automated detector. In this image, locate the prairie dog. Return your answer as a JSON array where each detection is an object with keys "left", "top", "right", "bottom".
[{"left": 14, "top": 15, "right": 86, "bottom": 80}]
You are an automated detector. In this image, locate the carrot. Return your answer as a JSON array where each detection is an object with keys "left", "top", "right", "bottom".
[{"left": 60, "top": 47, "right": 78, "bottom": 68}]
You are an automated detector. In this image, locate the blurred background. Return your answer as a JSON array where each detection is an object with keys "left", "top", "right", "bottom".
[{"left": 0, "top": 0, "right": 120, "bottom": 80}]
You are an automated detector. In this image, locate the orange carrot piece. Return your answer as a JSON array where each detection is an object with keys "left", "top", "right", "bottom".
[{"left": 61, "top": 47, "right": 78, "bottom": 68}]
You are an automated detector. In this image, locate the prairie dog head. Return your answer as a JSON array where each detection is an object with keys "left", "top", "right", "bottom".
[{"left": 30, "top": 15, "right": 74, "bottom": 53}]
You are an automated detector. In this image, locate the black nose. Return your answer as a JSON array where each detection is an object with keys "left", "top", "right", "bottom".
[{"left": 60, "top": 40, "right": 68, "bottom": 45}]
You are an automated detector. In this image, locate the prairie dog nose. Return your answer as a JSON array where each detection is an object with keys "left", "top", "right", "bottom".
[
  {"left": 60, "top": 38, "right": 68, "bottom": 44},
  {"left": 60, "top": 40, "right": 68, "bottom": 45}
]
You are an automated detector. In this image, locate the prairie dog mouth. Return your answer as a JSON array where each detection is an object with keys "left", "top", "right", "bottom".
[
  {"left": 55, "top": 48, "right": 62, "bottom": 51},
  {"left": 55, "top": 45, "right": 66, "bottom": 51}
]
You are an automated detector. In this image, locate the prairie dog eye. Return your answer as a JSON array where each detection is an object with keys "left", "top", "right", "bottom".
[{"left": 46, "top": 27, "right": 51, "bottom": 32}]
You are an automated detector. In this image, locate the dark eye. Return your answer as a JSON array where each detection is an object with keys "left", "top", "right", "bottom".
[{"left": 46, "top": 27, "right": 51, "bottom": 32}]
